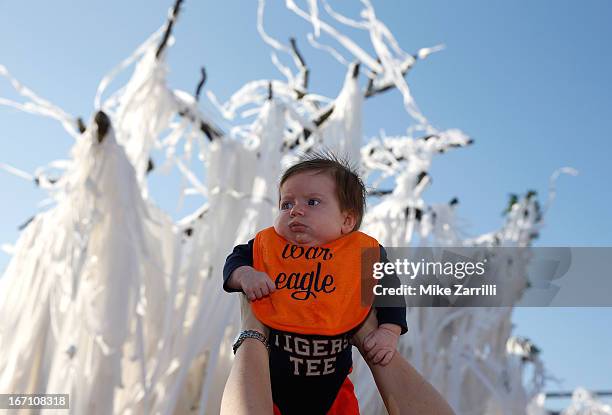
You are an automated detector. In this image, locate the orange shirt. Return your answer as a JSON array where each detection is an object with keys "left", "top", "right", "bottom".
[{"left": 251, "top": 227, "right": 380, "bottom": 335}]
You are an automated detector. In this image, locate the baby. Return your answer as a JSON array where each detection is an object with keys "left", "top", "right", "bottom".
[{"left": 223, "top": 152, "right": 407, "bottom": 414}]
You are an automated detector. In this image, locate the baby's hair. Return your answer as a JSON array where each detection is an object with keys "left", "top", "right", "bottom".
[{"left": 279, "top": 150, "right": 366, "bottom": 231}]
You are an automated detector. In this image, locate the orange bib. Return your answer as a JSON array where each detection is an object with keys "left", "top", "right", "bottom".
[{"left": 251, "top": 227, "right": 380, "bottom": 335}]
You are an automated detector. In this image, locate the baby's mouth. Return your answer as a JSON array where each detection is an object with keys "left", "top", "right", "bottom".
[{"left": 289, "top": 222, "right": 307, "bottom": 232}]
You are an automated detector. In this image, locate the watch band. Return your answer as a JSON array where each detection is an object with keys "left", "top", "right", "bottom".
[{"left": 232, "top": 330, "right": 270, "bottom": 355}]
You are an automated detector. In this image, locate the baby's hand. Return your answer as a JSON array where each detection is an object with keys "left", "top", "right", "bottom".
[
  {"left": 363, "top": 324, "right": 401, "bottom": 366},
  {"left": 231, "top": 266, "right": 276, "bottom": 301}
]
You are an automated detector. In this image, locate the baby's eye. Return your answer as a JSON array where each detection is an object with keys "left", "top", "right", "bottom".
[
  {"left": 308, "top": 199, "right": 320, "bottom": 206},
  {"left": 280, "top": 201, "right": 294, "bottom": 210}
]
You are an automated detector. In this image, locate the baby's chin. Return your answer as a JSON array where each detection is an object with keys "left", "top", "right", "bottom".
[
  {"left": 274, "top": 225, "right": 319, "bottom": 246},
  {"left": 287, "top": 233, "right": 316, "bottom": 246},
  {"left": 293, "top": 233, "right": 318, "bottom": 246}
]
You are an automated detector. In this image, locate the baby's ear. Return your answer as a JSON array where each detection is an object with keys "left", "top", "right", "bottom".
[{"left": 341, "top": 210, "right": 357, "bottom": 234}]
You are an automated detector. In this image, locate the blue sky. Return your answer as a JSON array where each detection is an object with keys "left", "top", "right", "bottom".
[{"left": 1, "top": 0, "right": 610, "bottom": 408}]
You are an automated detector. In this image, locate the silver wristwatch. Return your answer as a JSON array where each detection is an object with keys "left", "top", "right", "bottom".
[{"left": 232, "top": 330, "right": 270, "bottom": 354}]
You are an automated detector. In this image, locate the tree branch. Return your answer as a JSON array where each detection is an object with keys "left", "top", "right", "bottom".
[
  {"left": 176, "top": 66, "right": 224, "bottom": 141},
  {"left": 76, "top": 117, "right": 86, "bottom": 134},
  {"left": 194, "top": 67, "right": 207, "bottom": 102},
  {"left": 289, "top": 37, "right": 309, "bottom": 96},
  {"left": 364, "top": 54, "right": 416, "bottom": 98},
  {"left": 352, "top": 62, "right": 360, "bottom": 78},
  {"left": 198, "top": 121, "right": 224, "bottom": 141},
  {"left": 94, "top": 111, "right": 111, "bottom": 143},
  {"left": 156, "top": 0, "right": 185, "bottom": 60}
]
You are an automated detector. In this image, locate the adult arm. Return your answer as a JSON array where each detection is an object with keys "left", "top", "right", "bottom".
[
  {"left": 220, "top": 295, "right": 273, "bottom": 415},
  {"left": 352, "top": 310, "right": 455, "bottom": 415}
]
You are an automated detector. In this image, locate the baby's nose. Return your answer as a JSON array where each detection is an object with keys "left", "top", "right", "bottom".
[{"left": 290, "top": 204, "right": 304, "bottom": 216}]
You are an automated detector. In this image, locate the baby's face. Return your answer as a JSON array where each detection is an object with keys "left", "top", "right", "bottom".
[{"left": 274, "top": 171, "right": 355, "bottom": 246}]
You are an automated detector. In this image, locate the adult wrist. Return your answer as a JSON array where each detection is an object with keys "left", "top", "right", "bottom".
[
  {"left": 240, "top": 318, "right": 270, "bottom": 336},
  {"left": 233, "top": 329, "right": 270, "bottom": 354},
  {"left": 238, "top": 293, "right": 269, "bottom": 335}
]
